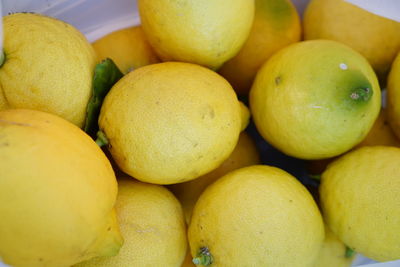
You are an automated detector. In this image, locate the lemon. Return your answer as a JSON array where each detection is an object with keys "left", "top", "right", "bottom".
[
  {"left": 138, "top": 0, "right": 254, "bottom": 70},
  {"left": 303, "top": 0, "right": 400, "bottom": 81},
  {"left": 320, "top": 146, "right": 400, "bottom": 261},
  {"left": 188, "top": 165, "right": 324, "bottom": 267},
  {"left": 307, "top": 108, "right": 400, "bottom": 175},
  {"left": 75, "top": 178, "right": 187, "bottom": 267},
  {"left": 0, "top": 13, "right": 96, "bottom": 127},
  {"left": 387, "top": 52, "right": 400, "bottom": 139},
  {"left": 0, "top": 109, "right": 122, "bottom": 267},
  {"left": 99, "top": 62, "right": 242, "bottom": 185},
  {"left": 92, "top": 26, "right": 160, "bottom": 73},
  {"left": 219, "top": 0, "right": 301, "bottom": 95},
  {"left": 250, "top": 40, "right": 381, "bottom": 160},
  {"left": 168, "top": 132, "right": 260, "bottom": 223},
  {"left": 313, "top": 225, "right": 355, "bottom": 267}
]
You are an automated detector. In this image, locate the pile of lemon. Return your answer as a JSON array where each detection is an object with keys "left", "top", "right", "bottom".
[{"left": 1, "top": 0, "right": 400, "bottom": 266}]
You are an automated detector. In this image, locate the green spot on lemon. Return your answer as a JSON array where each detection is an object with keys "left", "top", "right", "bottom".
[{"left": 193, "top": 247, "right": 213, "bottom": 266}]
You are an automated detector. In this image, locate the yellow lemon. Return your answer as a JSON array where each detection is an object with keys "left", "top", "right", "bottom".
[
  {"left": 99, "top": 62, "right": 242, "bottom": 184},
  {"left": 250, "top": 40, "right": 381, "bottom": 160},
  {"left": 0, "top": 13, "right": 96, "bottom": 127},
  {"left": 188, "top": 165, "right": 324, "bottom": 267},
  {"left": 219, "top": 0, "right": 301, "bottom": 95},
  {"left": 387, "top": 52, "right": 400, "bottom": 139},
  {"left": 0, "top": 109, "right": 122, "bottom": 267},
  {"left": 313, "top": 225, "right": 355, "bottom": 267},
  {"left": 138, "top": 0, "right": 254, "bottom": 70},
  {"left": 92, "top": 26, "right": 160, "bottom": 73},
  {"left": 75, "top": 178, "right": 187, "bottom": 267},
  {"left": 320, "top": 146, "right": 400, "bottom": 261},
  {"left": 168, "top": 132, "right": 260, "bottom": 223},
  {"left": 303, "top": 0, "right": 400, "bottom": 81}
]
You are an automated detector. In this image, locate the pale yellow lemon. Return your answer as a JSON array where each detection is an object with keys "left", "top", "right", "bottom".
[
  {"left": 0, "top": 109, "right": 122, "bottom": 267},
  {"left": 219, "top": 0, "right": 301, "bottom": 95},
  {"left": 188, "top": 165, "right": 324, "bottom": 267},
  {"left": 250, "top": 40, "right": 381, "bottom": 160},
  {"left": 75, "top": 178, "right": 187, "bottom": 267},
  {"left": 320, "top": 146, "right": 400, "bottom": 261},
  {"left": 138, "top": 0, "right": 254, "bottom": 70},
  {"left": 0, "top": 13, "right": 96, "bottom": 127},
  {"left": 99, "top": 62, "right": 242, "bottom": 184},
  {"left": 92, "top": 26, "right": 159, "bottom": 73},
  {"left": 303, "top": 0, "right": 400, "bottom": 80},
  {"left": 168, "top": 132, "right": 260, "bottom": 223}
]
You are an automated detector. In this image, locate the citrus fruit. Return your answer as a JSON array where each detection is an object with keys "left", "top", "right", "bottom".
[
  {"left": 92, "top": 26, "right": 159, "bottom": 73},
  {"left": 98, "top": 62, "right": 242, "bottom": 184},
  {"left": 0, "top": 13, "right": 96, "bottom": 127},
  {"left": 313, "top": 225, "right": 355, "bottom": 267},
  {"left": 219, "top": 0, "right": 301, "bottom": 95},
  {"left": 168, "top": 132, "right": 260, "bottom": 223},
  {"left": 387, "top": 52, "right": 400, "bottom": 139},
  {"left": 320, "top": 146, "right": 400, "bottom": 261},
  {"left": 138, "top": 0, "right": 254, "bottom": 69},
  {"left": 250, "top": 40, "right": 381, "bottom": 160},
  {"left": 188, "top": 165, "right": 324, "bottom": 266},
  {"left": 303, "top": 0, "right": 400, "bottom": 80},
  {"left": 0, "top": 109, "right": 122, "bottom": 267},
  {"left": 75, "top": 178, "right": 187, "bottom": 267}
]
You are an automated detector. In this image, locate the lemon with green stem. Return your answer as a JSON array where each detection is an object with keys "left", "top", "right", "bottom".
[
  {"left": 250, "top": 40, "right": 381, "bottom": 160},
  {"left": 188, "top": 165, "right": 324, "bottom": 266}
]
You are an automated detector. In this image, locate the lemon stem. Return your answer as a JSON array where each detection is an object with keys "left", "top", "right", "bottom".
[
  {"left": 192, "top": 247, "right": 213, "bottom": 266},
  {"left": 95, "top": 130, "right": 109, "bottom": 147},
  {"left": 349, "top": 87, "right": 372, "bottom": 102},
  {"left": 345, "top": 246, "right": 355, "bottom": 258},
  {"left": 309, "top": 174, "right": 321, "bottom": 181}
]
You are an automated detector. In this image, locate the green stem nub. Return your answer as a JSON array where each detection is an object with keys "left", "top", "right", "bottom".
[
  {"left": 192, "top": 247, "right": 213, "bottom": 266},
  {"left": 0, "top": 51, "right": 5, "bottom": 68},
  {"left": 350, "top": 87, "right": 372, "bottom": 102},
  {"left": 345, "top": 246, "right": 356, "bottom": 258},
  {"left": 309, "top": 174, "right": 321, "bottom": 181},
  {"left": 95, "top": 130, "right": 109, "bottom": 147}
]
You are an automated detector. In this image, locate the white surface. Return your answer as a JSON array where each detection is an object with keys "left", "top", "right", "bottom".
[
  {"left": 0, "top": 0, "right": 399, "bottom": 266},
  {"left": 2, "top": 0, "right": 140, "bottom": 42},
  {"left": 346, "top": 0, "right": 400, "bottom": 22}
]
